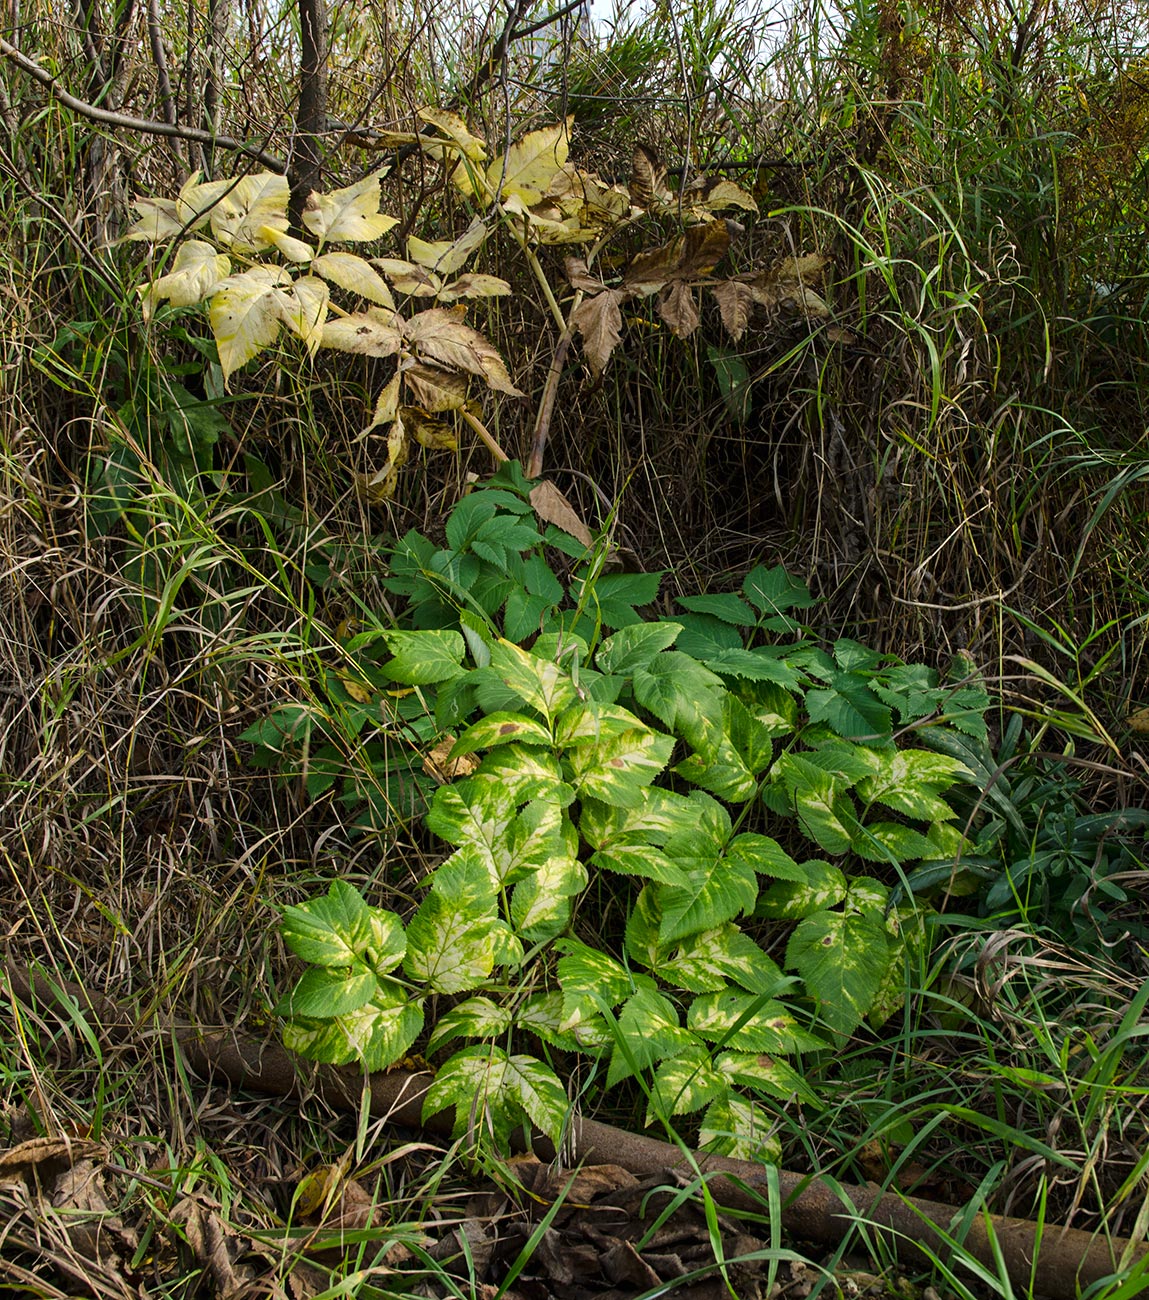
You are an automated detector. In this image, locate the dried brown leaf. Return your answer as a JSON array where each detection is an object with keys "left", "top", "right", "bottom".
[
  {"left": 623, "top": 221, "right": 730, "bottom": 295},
  {"left": 564, "top": 256, "right": 605, "bottom": 293},
  {"left": 570, "top": 289, "right": 624, "bottom": 378},
  {"left": 710, "top": 280, "right": 756, "bottom": 341},
  {"left": 403, "top": 363, "right": 470, "bottom": 413},
  {"left": 424, "top": 735, "right": 481, "bottom": 782},
  {"left": 403, "top": 406, "right": 458, "bottom": 450},
  {"left": 530, "top": 480, "right": 593, "bottom": 547},
  {"left": 0, "top": 1136, "right": 104, "bottom": 1186},
  {"left": 175, "top": 1199, "right": 251, "bottom": 1299},
  {"left": 630, "top": 144, "right": 668, "bottom": 209},
  {"left": 52, "top": 1158, "right": 138, "bottom": 1267},
  {"left": 404, "top": 307, "right": 524, "bottom": 396},
  {"left": 657, "top": 282, "right": 701, "bottom": 338},
  {"left": 775, "top": 252, "right": 831, "bottom": 281}
]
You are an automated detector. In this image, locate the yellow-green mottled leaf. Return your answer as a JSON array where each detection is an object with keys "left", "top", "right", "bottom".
[
  {"left": 209, "top": 172, "right": 289, "bottom": 253},
  {"left": 302, "top": 175, "right": 398, "bottom": 243},
  {"left": 139, "top": 240, "right": 230, "bottom": 319},
  {"left": 209, "top": 265, "right": 288, "bottom": 382}
]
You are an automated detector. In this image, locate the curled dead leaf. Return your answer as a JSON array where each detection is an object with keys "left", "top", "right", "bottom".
[
  {"left": 529, "top": 479, "right": 593, "bottom": 547},
  {"left": 424, "top": 735, "right": 481, "bottom": 782},
  {"left": 657, "top": 282, "right": 701, "bottom": 338}
]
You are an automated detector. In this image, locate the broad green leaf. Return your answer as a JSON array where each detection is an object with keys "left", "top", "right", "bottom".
[
  {"left": 648, "top": 1045, "right": 727, "bottom": 1121},
  {"left": 510, "top": 850, "right": 587, "bottom": 940},
  {"left": 851, "top": 821, "right": 939, "bottom": 864},
  {"left": 676, "top": 695, "right": 773, "bottom": 803},
  {"left": 590, "top": 842, "right": 689, "bottom": 886},
  {"left": 283, "top": 982, "right": 423, "bottom": 1073},
  {"left": 424, "top": 1045, "right": 568, "bottom": 1147},
  {"left": 426, "top": 777, "right": 519, "bottom": 869},
  {"left": 700, "top": 1093, "right": 781, "bottom": 1163},
  {"left": 632, "top": 653, "right": 724, "bottom": 729},
  {"left": 673, "top": 614, "right": 743, "bottom": 659},
  {"left": 366, "top": 909, "right": 407, "bottom": 973},
  {"left": 676, "top": 593, "right": 756, "bottom": 625},
  {"left": 805, "top": 674, "right": 893, "bottom": 745},
  {"left": 281, "top": 880, "right": 373, "bottom": 966},
  {"left": 518, "top": 991, "right": 612, "bottom": 1054},
  {"left": 606, "top": 986, "right": 695, "bottom": 1087},
  {"left": 688, "top": 990, "right": 826, "bottom": 1053},
  {"left": 557, "top": 939, "right": 637, "bottom": 1016},
  {"left": 702, "top": 647, "right": 805, "bottom": 690},
  {"left": 139, "top": 240, "right": 231, "bottom": 319},
  {"left": 451, "top": 711, "right": 553, "bottom": 754},
  {"left": 384, "top": 628, "right": 466, "bottom": 684},
  {"left": 596, "top": 622, "right": 683, "bottom": 674},
  {"left": 568, "top": 728, "right": 675, "bottom": 808},
  {"left": 474, "top": 745, "right": 571, "bottom": 805},
  {"left": 856, "top": 749, "right": 965, "bottom": 821},
  {"left": 489, "top": 639, "right": 577, "bottom": 718},
  {"left": 755, "top": 859, "right": 848, "bottom": 919},
  {"left": 553, "top": 701, "right": 646, "bottom": 747},
  {"left": 786, "top": 908, "right": 890, "bottom": 1036},
  {"left": 655, "top": 834, "right": 758, "bottom": 944},
  {"left": 303, "top": 175, "right": 398, "bottom": 243},
  {"left": 716, "top": 1051, "right": 821, "bottom": 1107},
  {"left": 774, "top": 753, "right": 858, "bottom": 855},
  {"left": 404, "top": 854, "right": 499, "bottom": 994},
  {"left": 734, "top": 680, "right": 799, "bottom": 737},
  {"left": 624, "top": 885, "right": 669, "bottom": 968},
  {"left": 275, "top": 963, "right": 376, "bottom": 1018},
  {"left": 579, "top": 788, "right": 697, "bottom": 850},
  {"left": 427, "top": 996, "right": 514, "bottom": 1054},
  {"left": 742, "top": 563, "right": 817, "bottom": 614},
  {"left": 725, "top": 833, "right": 806, "bottom": 881},
  {"left": 798, "top": 740, "right": 877, "bottom": 787},
  {"left": 659, "top": 924, "right": 785, "bottom": 995}
]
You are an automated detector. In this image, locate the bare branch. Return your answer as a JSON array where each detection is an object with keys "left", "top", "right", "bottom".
[{"left": 0, "top": 35, "right": 287, "bottom": 171}]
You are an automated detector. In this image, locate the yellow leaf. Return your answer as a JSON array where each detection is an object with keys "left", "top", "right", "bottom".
[
  {"left": 364, "top": 372, "right": 403, "bottom": 433},
  {"left": 312, "top": 252, "right": 396, "bottom": 307},
  {"left": 209, "top": 265, "right": 290, "bottom": 383},
  {"left": 322, "top": 308, "right": 404, "bottom": 357},
  {"left": 416, "top": 107, "right": 487, "bottom": 162},
  {"left": 1129, "top": 707, "right": 1149, "bottom": 733},
  {"left": 338, "top": 672, "right": 376, "bottom": 703},
  {"left": 403, "top": 405, "right": 458, "bottom": 450},
  {"left": 122, "top": 196, "right": 182, "bottom": 242},
  {"left": 775, "top": 253, "right": 831, "bottom": 282},
  {"left": 436, "top": 273, "right": 512, "bottom": 302},
  {"left": 275, "top": 275, "right": 329, "bottom": 356},
  {"left": 176, "top": 172, "right": 233, "bottom": 228},
  {"left": 303, "top": 176, "right": 398, "bottom": 244},
  {"left": 489, "top": 119, "right": 571, "bottom": 206},
  {"left": 259, "top": 225, "right": 315, "bottom": 263},
  {"left": 407, "top": 218, "right": 486, "bottom": 275},
  {"left": 372, "top": 258, "right": 441, "bottom": 297},
  {"left": 139, "top": 240, "right": 231, "bottom": 319},
  {"left": 354, "top": 411, "right": 410, "bottom": 502},
  {"left": 209, "top": 172, "right": 290, "bottom": 253}
]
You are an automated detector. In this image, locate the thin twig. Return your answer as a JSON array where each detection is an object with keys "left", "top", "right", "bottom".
[{"left": 0, "top": 36, "right": 286, "bottom": 172}]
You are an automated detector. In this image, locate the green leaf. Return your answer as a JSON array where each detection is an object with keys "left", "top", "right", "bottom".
[
  {"left": 424, "top": 1045, "right": 569, "bottom": 1148},
  {"left": 427, "top": 996, "right": 514, "bottom": 1054},
  {"left": 717, "top": 1051, "right": 821, "bottom": 1107},
  {"left": 282, "top": 980, "right": 423, "bottom": 1073},
  {"left": 590, "top": 842, "right": 689, "bottom": 885},
  {"left": 404, "top": 853, "right": 500, "bottom": 994},
  {"left": 676, "top": 593, "right": 756, "bottom": 625},
  {"left": 517, "top": 991, "right": 612, "bottom": 1054},
  {"left": 425, "top": 776, "right": 520, "bottom": 878},
  {"left": 648, "top": 1045, "right": 727, "bottom": 1121},
  {"left": 606, "top": 987, "right": 696, "bottom": 1086},
  {"left": 774, "top": 753, "right": 859, "bottom": 855},
  {"left": 688, "top": 989, "right": 826, "bottom": 1053},
  {"left": 742, "top": 563, "right": 817, "bottom": 615},
  {"left": 700, "top": 1093, "right": 781, "bottom": 1163},
  {"left": 756, "top": 859, "right": 848, "bottom": 919},
  {"left": 567, "top": 727, "right": 675, "bottom": 807},
  {"left": 632, "top": 653, "right": 724, "bottom": 730},
  {"left": 579, "top": 788, "right": 698, "bottom": 850},
  {"left": 451, "top": 712, "right": 553, "bottom": 754},
  {"left": 557, "top": 939, "right": 638, "bottom": 1017},
  {"left": 384, "top": 628, "right": 467, "bottom": 684},
  {"left": 596, "top": 622, "right": 683, "bottom": 674},
  {"left": 725, "top": 833, "right": 806, "bottom": 881},
  {"left": 734, "top": 679, "right": 799, "bottom": 737},
  {"left": 659, "top": 924, "right": 786, "bottom": 995},
  {"left": 275, "top": 963, "right": 376, "bottom": 1018},
  {"left": 473, "top": 745, "right": 573, "bottom": 805},
  {"left": 786, "top": 908, "right": 890, "bottom": 1036},
  {"left": 281, "top": 880, "right": 374, "bottom": 966},
  {"left": 624, "top": 885, "right": 669, "bottom": 969},
  {"left": 553, "top": 700, "right": 646, "bottom": 747},
  {"left": 489, "top": 639, "right": 578, "bottom": 718},
  {"left": 673, "top": 613, "right": 743, "bottom": 659},
  {"left": 851, "top": 821, "right": 939, "bottom": 864},
  {"left": 656, "top": 833, "right": 758, "bottom": 944},
  {"left": 703, "top": 647, "right": 805, "bottom": 690},
  {"left": 510, "top": 849, "right": 587, "bottom": 940},
  {"left": 856, "top": 749, "right": 965, "bottom": 821},
  {"left": 675, "top": 694, "right": 772, "bottom": 803},
  {"left": 805, "top": 674, "right": 893, "bottom": 745}
]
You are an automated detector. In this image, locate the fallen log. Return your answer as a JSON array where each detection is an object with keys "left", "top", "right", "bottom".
[{"left": 5, "top": 960, "right": 1145, "bottom": 1298}]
